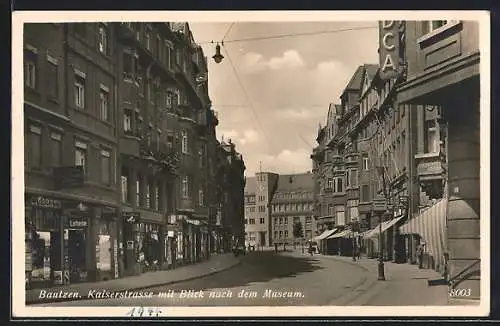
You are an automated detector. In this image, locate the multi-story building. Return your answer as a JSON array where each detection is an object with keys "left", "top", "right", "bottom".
[
  {"left": 396, "top": 20, "right": 481, "bottom": 299},
  {"left": 216, "top": 139, "right": 246, "bottom": 252},
  {"left": 24, "top": 23, "right": 121, "bottom": 287},
  {"left": 23, "top": 22, "right": 238, "bottom": 288},
  {"left": 270, "top": 173, "right": 316, "bottom": 247},
  {"left": 244, "top": 171, "right": 279, "bottom": 248}
]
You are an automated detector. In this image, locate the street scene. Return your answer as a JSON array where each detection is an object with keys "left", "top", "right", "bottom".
[{"left": 16, "top": 14, "right": 486, "bottom": 315}]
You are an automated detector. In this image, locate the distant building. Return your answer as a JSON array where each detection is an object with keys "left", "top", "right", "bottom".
[
  {"left": 270, "top": 173, "right": 316, "bottom": 247},
  {"left": 244, "top": 172, "right": 279, "bottom": 248}
]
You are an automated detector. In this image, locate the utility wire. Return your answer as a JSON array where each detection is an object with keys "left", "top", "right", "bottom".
[
  {"left": 222, "top": 45, "right": 272, "bottom": 151},
  {"left": 198, "top": 25, "right": 377, "bottom": 45},
  {"left": 222, "top": 22, "right": 235, "bottom": 42}
]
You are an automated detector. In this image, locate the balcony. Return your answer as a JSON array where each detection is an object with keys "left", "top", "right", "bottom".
[
  {"left": 116, "top": 23, "right": 135, "bottom": 42},
  {"left": 345, "top": 153, "right": 359, "bottom": 166},
  {"left": 120, "top": 130, "right": 141, "bottom": 157}
]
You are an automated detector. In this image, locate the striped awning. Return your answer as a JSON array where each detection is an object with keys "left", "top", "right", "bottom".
[
  {"left": 363, "top": 215, "right": 405, "bottom": 239},
  {"left": 399, "top": 198, "right": 447, "bottom": 272},
  {"left": 314, "top": 228, "right": 338, "bottom": 241},
  {"left": 327, "top": 229, "right": 359, "bottom": 239}
]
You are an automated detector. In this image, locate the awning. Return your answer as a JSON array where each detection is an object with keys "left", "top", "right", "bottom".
[
  {"left": 314, "top": 228, "right": 338, "bottom": 241},
  {"left": 363, "top": 216, "right": 405, "bottom": 239},
  {"left": 328, "top": 229, "right": 358, "bottom": 239},
  {"left": 399, "top": 198, "right": 447, "bottom": 272}
]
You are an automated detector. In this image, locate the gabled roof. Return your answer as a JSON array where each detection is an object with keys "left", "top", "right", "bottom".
[
  {"left": 275, "top": 173, "right": 314, "bottom": 193},
  {"left": 364, "top": 64, "right": 379, "bottom": 81},
  {"left": 343, "top": 65, "right": 365, "bottom": 93}
]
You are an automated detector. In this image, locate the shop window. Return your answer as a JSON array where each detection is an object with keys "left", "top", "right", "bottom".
[
  {"left": 24, "top": 48, "right": 38, "bottom": 89},
  {"left": 74, "top": 141, "right": 87, "bottom": 174},
  {"left": 96, "top": 219, "right": 112, "bottom": 274},
  {"left": 100, "top": 149, "right": 111, "bottom": 185},
  {"left": 50, "top": 132, "right": 62, "bottom": 167},
  {"left": 29, "top": 229, "right": 53, "bottom": 282}
]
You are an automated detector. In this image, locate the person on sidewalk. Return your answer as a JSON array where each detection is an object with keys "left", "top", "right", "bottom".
[
  {"left": 417, "top": 244, "right": 424, "bottom": 269},
  {"left": 274, "top": 243, "right": 278, "bottom": 254}
]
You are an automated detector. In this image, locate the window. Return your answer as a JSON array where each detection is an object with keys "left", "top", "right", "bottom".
[
  {"left": 346, "top": 169, "right": 358, "bottom": 188},
  {"left": 346, "top": 199, "right": 359, "bottom": 222},
  {"left": 279, "top": 231, "right": 283, "bottom": 238},
  {"left": 334, "top": 177, "right": 344, "bottom": 193},
  {"left": 249, "top": 219, "right": 255, "bottom": 225},
  {"left": 182, "top": 176, "right": 190, "bottom": 198},
  {"left": 362, "top": 154, "right": 369, "bottom": 171},
  {"left": 154, "top": 183, "right": 160, "bottom": 210},
  {"left": 166, "top": 92, "right": 173, "bottom": 109},
  {"left": 260, "top": 218, "right": 265, "bottom": 224},
  {"left": 75, "top": 141, "right": 87, "bottom": 174},
  {"left": 47, "top": 60, "right": 58, "bottom": 100},
  {"left": 328, "top": 204, "right": 335, "bottom": 216},
  {"left": 181, "top": 130, "right": 188, "bottom": 154},
  {"left": 100, "top": 149, "right": 111, "bottom": 185},
  {"left": 198, "top": 148, "right": 203, "bottom": 168},
  {"left": 24, "top": 49, "right": 37, "bottom": 89},
  {"left": 74, "top": 75, "right": 85, "bottom": 108},
  {"left": 123, "top": 51, "right": 133, "bottom": 76},
  {"left": 136, "top": 176, "right": 141, "bottom": 206},
  {"left": 198, "top": 188, "right": 204, "bottom": 206},
  {"left": 258, "top": 206, "right": 266, "bottom": 212},
  {"left": 274, "top": 231, "right": 278, "bottom": 239},
  {"left": 97, "top": 24, "right": 109, "bottom": 55},
  {"left": 50, "top": 132, "right": 62, "bottom": 167},
  {"left": 279, "top": 217, "right": 283, "bottom": 225},
  {"left": 327, "top": 178, "right": 333, "bottom": 190},
  {"left": 167, "top": 45, "right": 174, "bottom": 69},
  {"left": 121, "top": 167, "right": 130, "bottom": 203},
  {"left": 145, "top": 29, "right": 152, "bottom": 51},
  {"left": 422, "top": 20, "right": 452, "bottom": 35},
  {"left": 425, "top": 120, "right": 439, "bottom": 153},
  {"left": 99, "top": 86, "right": 109, "bottom": 121},
  {"left": 175, "top": 89, "right": 181, "bottom": 106},
  {"left": 134, "top": 23, "right": 141, "bottom": 40},
  {"left": 335, "top": 205, "right": 346, "bottom": 226},
  {"left": 145, "top": 180, "right": 151, "bottom": 209},
  {"left": 123, "top": 110, "right": 132, "bottom": 132},
  {"left": 361, "top": 184, "right": 370, "bottom": 203},
  {"left": 245, "top": 219, "right": 248, "bottom": 224},
  {"left": 27, "top": 125, "right": 42, "bottom": 167},
  {"left": 284, "top": 217, "right": 288, "bottom": 225},
  {"left": 284, "top": 230, "right": 288, "bottom": 238}
]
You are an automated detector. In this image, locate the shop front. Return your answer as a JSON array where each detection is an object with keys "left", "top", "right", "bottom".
[
  {"left": 164, "top": 214, "right": 181, "bottom": 269},
  {"left": 25, "top": 194, "right": 119, "bottom": 288}
]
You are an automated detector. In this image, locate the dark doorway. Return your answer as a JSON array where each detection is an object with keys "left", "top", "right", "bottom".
[{"left": 68, "top": 229, "right": 86, "bottom": 282}]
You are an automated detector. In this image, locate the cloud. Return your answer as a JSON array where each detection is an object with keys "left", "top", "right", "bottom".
[
  {"left": 217, "top": 128, "right": 260, "bottom": 146},
  {"left": 247, "top": 148, "right": 313, "bottom": 176},
  {"left": 241, "top": 49, "right": 305, "bottom": 74}
]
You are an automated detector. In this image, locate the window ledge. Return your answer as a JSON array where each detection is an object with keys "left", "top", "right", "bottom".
[
  {"left": 417, "top": 21, "right": 462, "bottom": 46},
  {"left": 415, "top": 152, "right": 440, "bottom": 159}
]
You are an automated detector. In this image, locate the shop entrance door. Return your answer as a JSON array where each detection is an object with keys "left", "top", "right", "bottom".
[{"left": 68, "top": 229, "right": 86, "bottom": 282}]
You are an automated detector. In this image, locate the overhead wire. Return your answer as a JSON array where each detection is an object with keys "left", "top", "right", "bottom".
[
  {"left": 198, "top": 25, "right": 377, "bottom": 45},
  {"left": 222, "top": 22, "right": 235, "bottom": 42},
  {"left": 221, "top": 44, "right": 272, "bottom": 152}
]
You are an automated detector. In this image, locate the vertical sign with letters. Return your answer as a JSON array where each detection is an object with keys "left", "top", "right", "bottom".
[{"left": 378, "top": 20, "right": 405, "bottom": 80}]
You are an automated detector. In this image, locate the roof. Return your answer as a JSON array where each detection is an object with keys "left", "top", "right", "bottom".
[
  {"left": 343, "top": 65, "right": 365, "bottom": 92},
  {"left": 275, "top": 172, "right": 314, "bottom": 193},
  {"left": 364, "top": 64, "right": 379, "bottom": 81},
  {"left": 244, "top": 176, "right": 256, "bottom": 194}
]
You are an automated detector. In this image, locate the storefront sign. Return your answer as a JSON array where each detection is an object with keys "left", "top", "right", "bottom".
[
  {"left": 68, "top": 218, "right": 88, "bottom": 228},
  {"left": 123, "top": 212, "right": 140, "bottom": 223},
  {"left": 186, "top": 218, "right": 201, "bottom": 226},
  {"left": 30, "top": 196, "right": 62, "bottom": 209},
  {"left": 378, "top": 20, "right": 405, "bottom": 80}
]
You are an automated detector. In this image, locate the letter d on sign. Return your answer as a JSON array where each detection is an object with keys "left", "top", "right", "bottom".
[{"left": 382, "top": 21, "right": 394, "bottom": 29}]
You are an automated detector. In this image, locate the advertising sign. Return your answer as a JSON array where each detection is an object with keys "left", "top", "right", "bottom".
[{"left": 378, "top": 21, "right": 405, "bottom": 80}]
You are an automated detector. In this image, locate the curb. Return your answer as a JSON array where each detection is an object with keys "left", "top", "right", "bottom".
[{"left": 26, "top": 259, "right": 242, "bottom": 305}]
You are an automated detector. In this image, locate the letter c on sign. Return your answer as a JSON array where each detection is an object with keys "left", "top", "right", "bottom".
[{"left": 383, "top": 32, "right": 395, "bottom": 51}]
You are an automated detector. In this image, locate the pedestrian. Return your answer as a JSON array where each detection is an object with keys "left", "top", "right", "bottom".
[
  {"left": 274, "top": 243, "right": 278, "bottom": 253},
  {"left": 417, "top": 244, "right": 424, "bottom": 269}
]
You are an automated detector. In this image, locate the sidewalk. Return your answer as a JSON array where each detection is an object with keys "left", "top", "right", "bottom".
[
  {"left": 26, "top": 253, "right": 241, "bottom": 305},
  {"left": 298, "top": 253, "right": 471, "bottom": 306}
]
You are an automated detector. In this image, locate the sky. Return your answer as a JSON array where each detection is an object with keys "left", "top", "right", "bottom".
[{"left": 189, "top": 21, "right": 380, "bottom": 177}]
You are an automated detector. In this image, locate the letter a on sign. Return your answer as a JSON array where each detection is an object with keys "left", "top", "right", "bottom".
[{"left": 382, "top": 54, "right": 396, "bottom": 72}]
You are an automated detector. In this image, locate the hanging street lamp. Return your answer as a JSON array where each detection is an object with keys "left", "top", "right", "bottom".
[{"left": 212, "top": 42, "right": 224, "bottom": 64}]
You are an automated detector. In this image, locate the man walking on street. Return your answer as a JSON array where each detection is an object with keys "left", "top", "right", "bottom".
[{"left": 274, "top": 243, "right": 278, "bottom": 254}]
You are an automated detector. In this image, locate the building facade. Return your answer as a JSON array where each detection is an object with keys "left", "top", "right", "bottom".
[
  {"left": 270, "top": 173, "right": 316, "bottom": 247},
  {"left": 396, "top": 20, "right": 481, "bottom": 299},
  {"left": 244, "top": 172, "right": 279, "bottom": 248},
  {"left": 23, "top": 22, "right": 240, "bottom": 288},
  {"left": 217, "top": 139, "right": 246, "bottom": 252}
]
